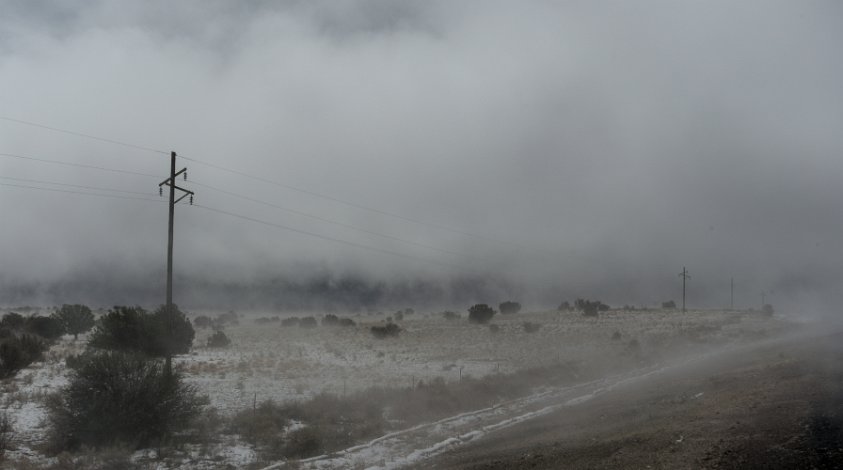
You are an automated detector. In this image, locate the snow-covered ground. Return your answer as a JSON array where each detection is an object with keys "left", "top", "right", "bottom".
[{"left": 0, "top": 307, "right": 790, "bottom": 468}]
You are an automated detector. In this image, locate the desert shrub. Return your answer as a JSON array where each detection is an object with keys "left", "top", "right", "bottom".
[
  {"left": 499, "top": 301, "right": 522, "bottom": 315},
  {"left": 283, "top": 426, "right": 323, "bottom": 459},
  {"left": 193, "top": 315, "right": 212, "bottom": 329},
  {"left": 0, "top": 334, "right": 47, "bottom": 378},
  {"left": 370, "top": 323, "right": 401, "bottom": 339},
  {"left": 762, "top": 304, "right": 774, "bottom": 316},
  {"left": 55, "top": 304, "right": 95, "bottom": 340},
  {"left": 404, "top": 308, "right": 415, "bottom": 315},
  {"left": 299, "top": 317, "right": 318, "bottom": 328},
  {"left": 468, "top": 304, "right": 495, "bottom": 324},
  {"left": 611, "top": 330, "right": 622, "bottom": 340},
  {"left": 25, "top": 315, "right": 65, "bottom": 341},
  {"left": 231, "top": 394, "right": 385, "bottom": 461},
  {"left": 522, "top": 322, "right": 541, "bottom": 333},
  {"left": 89, "top": 305, "right": 194, "bottom": 358},
  {"left": 557, "top": 301, "right": 571, "bottom": 311},
  {"left": 442, "top": 311, "right": 460, "bottom": 321},
  {"left": 575, "top": 298, "right": 608, "bottom": 317},
  {"left": 281, "top": 317, "right": 300, "bottom": 327},
  {"left": 338, "top": 318, "right": 356, "bottom": 327},
  {"left": 488, "top": 324, "right": 500, "bottom": 333},
  {"left": 0, "top": 329, "right": 10, "bottom": 340},
  {"left": 0, "top": 313, "right": 24, "bottom": 331},
  {"left": 46, "top": 351, "right": 203, "bottom": 452},
  {"left": 662, "top": 300, "right": 677, "bottom": 309},
  {"left": 394, "top": 311, "right": 404, "bottom": 322},
  {"left": 322, "top": 314, "right": 339, "bottom": 326},
  {"left": 206, "top": 330, "right": 231, "bottom": 348}
]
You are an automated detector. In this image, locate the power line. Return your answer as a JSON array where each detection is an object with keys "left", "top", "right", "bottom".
[
  {"left": 184, "top": 155, "right": 527, "bottom": 250},
  {"left": 0, "top": 116, "right": 168, "bottom": 155},
  {"left": 0, "top": 181, "right": 165, "bottom": 203},
  {"left": 1, "top": 116, "right": 526, "bottom": 250},
  {"left": 0, "top": 153, "right": 159, "bottom": 178},
  {"left": 0, "top": 175, "right": 154, "bottom": 196},
  {"left": 192, "top": 203, "right": 461, "bottom": 270},
  {"left": 191, "top": 179, "right": 474, "bottom": 260}
]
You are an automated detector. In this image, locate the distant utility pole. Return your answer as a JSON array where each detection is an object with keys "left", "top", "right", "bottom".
[
  {"left": 678, "top": 266, "right": 690, "bottom": 313},
  {"left": 761, "top": 291, "right": 766, "bottom": 307},
  {"left": 730, "top": 277, "right": 734, "bottom": 310},
  {"left": 159, "top": 151, "right": 194, "bottom": 308}
]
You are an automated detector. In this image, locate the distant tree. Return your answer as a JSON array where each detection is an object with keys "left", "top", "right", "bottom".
[
  {"left": 54, "top": 304, "right": 95, "bottom": 340},
  {"left": 338, "top": 317, "right": 356, "bottom": 327},
  {"left": 468, "top": 304, "right": 496, "bottom": 324},
  {"left": 394, "top": 311, "right": 404, "bottom": 322},
  {"left": 25, "top": 315, "right": 64, "bottom": 341},
  {"left": 322, "top": 314, "right": 340, "bottom": 326},
  {"left": 662, "top": 300, "right": 677, "bottom": 309},
  {"left": 46, "top": 351, "right": 203, "bottom": 451},
  {"left": 557, "top": 301, "right": 571, "bottom": 312},
  {"left": 207, "top": 330, "right": 231, "bottom": 348},
  {"left": 762, "top": 304, "right": 774, "bottom": 316},
  {"left": 499, "top": 301, "right": 522, "bottom": 315}
]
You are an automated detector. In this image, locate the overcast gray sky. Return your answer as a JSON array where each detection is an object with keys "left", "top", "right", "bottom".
[{"left": 1, "top": 0, "right": 842, "bottom": 312}]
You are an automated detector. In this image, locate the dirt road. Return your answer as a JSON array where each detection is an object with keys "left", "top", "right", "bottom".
[{"left": 413, "top": 327, "right": 843, "bottom": 469}]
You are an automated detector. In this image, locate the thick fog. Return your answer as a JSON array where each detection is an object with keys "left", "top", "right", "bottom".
[{"left": 1, "top": 1, "right": 842, "bottom": 312}]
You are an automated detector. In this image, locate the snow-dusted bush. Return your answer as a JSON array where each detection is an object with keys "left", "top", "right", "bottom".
[
  {"left": 89, "top": 305, "right": 194, "bottom": 358},
  {"left": 46, "top": 351, "right": 203, "bottom": 451},
  {"left": 370, "top": 323, "right": 401, "bottom": 339},
  {"left": 207, "top": 330, "right": 231, "bottom": 348},
  {"left": 0, "top": 334, "right": 47, "bottom": 378}
]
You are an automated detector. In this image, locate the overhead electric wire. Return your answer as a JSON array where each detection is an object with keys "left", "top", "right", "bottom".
[
  {"left": 190, "top": 179, "right": 474, "bottom": 260},
  {"left": 1, "top": 116, "right": 527, "bottom": 251},
  {"left": 0, "top": 116, "right": 168, "bottom": 155},
  {"left": 0, "top": 153, "right": 159, "bottom": 178},
  {"left": 182, "top": 155, "right": 528, "bottom": 250},
  {"left": 192, "top": 203, "right": 461, "bottom": 270},
  {"left": 0, "top": 181, "right": 166, "bottom": 203},
  {"left": 0, "top": 175, "right": 155, "bottom": 197}
]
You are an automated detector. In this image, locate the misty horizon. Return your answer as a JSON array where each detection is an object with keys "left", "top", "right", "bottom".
[{"left": 2, "top": 1, "right": 842, "bottom": 314}]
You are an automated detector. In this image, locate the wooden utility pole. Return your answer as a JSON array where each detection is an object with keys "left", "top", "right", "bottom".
[
  {"left": 159, "top": 151, "right": 194, "bottom": 307},
  {"left": 679, "top": 267, "right": 690, "bottom": 313},
  {"left": 730, "top": 277, "right": 734, "bottom": 310}
]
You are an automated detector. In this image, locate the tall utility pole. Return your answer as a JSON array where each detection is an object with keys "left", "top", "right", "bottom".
[
  {"left": 159, "top": 151, "right": 194, "bottom": 307},
  {"left": 678, "top": 266, "right": 690, "bottom": 313},
  {"left": 730, "top": 277, "right": 734, "bottom": 310},
  {"left": 761, "top": 291, "right": 766, "bottom": 307}
]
